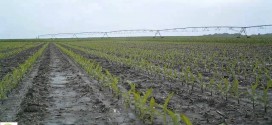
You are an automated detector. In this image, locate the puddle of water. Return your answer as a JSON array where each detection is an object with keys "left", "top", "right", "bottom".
[
  {"left": 51, "top": 73, "right": 67, "bottom": 88},
  {"left": 52, "top": 73, "right": 67, "bottom": 84}
]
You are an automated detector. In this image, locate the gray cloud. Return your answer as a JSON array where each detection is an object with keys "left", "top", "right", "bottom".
[{"left": 0, "top": 0, "right": 271, "bottom": 39}]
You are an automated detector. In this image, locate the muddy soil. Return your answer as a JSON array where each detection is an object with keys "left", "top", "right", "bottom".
[
  {"left": 0, "top": 44, "right": 44, "bottom": 80},
  {"left": 63, "top": 44, "right": 272, "bottom": 125},
  {"left": 1, "top": 43, "right": 141, "bottom": 124}
]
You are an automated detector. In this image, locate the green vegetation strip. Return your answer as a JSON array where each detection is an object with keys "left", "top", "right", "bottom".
[
  {"left": 56, "top": 43, "right": 192, "bottom": 125},
  {"left": 0, "top": 43, "right": 48, "bottom": 99}
]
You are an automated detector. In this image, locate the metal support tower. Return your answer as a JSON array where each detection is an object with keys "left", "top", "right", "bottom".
[
  {"left": 237, "top": 27, "right": 249, "bottom": 38},
  {"left": 101, "top": 32, "right": 109, "bottom": 38},
  {"left": 153, "top": 30, "right": 164, "bottom": 38}
]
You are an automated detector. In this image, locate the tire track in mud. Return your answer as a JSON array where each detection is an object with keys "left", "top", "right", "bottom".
[
  {"left": 17, "top": 43, "right": 140, "bottom": 124},
  {"left": 62, "top": 44, "right": 272, "bottom": 125},
  {"left": 16, "top": 44, "right": 51, "bottom": 124}
]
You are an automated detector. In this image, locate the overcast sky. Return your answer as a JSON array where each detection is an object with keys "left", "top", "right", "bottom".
[{"left": 0, "top": 0, "right": 271, "bottom": 39}]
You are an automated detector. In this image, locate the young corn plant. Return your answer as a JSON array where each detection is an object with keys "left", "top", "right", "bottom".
[
  {"left": 122, "top": 91, "right": 131, "bottom": 109},
  {"left": 189, "top": 72, "right": 196, "bottom": 93},
  {"left": 111, "top": 77, "right": 120, "bottom": 99},
  {"left": 173, "top": 70, "right": 178, "bottom": 80},
  {"left": 139, "top": 88, "right": 153, "bottom": 119},
  {"left": 123, "top": 82, "right": 135, "bottom": 109},
  {"left": 0, "top": 80, "right": 5, "bottom": 98},
  {"left": 197, "top": 73, "right": 205, "bottom": 93},
  {"left": 184, "top": 71, "right": 189, "bottom": 87},
  {"left": 207, "top": 78, "right": 215, "bottom": 96},
  {"left": 104, "top": 70, "right": 113, "bottom": 87},
  {"left": 264, "top": 68, "right": 270, "bottom": 81},
  {"left": 132, "top": 88, "right": 156, "bottom": 122},
  {"left": 217, "top": 81, "right": 224, "bottom": 98},
  {"left": 261, "top": 80, "right": 272, "bottom": 113},
  {"left": 149, "top": 97, "right": 156, "bottom": 124},
  {"left": 133, "top": 91, "right": 141, "bottom": 115},
  {"left": 222, "top": 78, "right": 231, "bottom": 101},
  {"left": 231, "top": 79, "right": 243, "bottom": 104},
  {"left": 163, "top": 92, "right": 174, "bottom": 125},
  {"left": 247, "top": 81, "right": 259, "bottom": 109}
]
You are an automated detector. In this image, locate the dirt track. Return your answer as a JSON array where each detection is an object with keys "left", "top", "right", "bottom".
[{"left": 0, "top": 43, "right": 140, "bottom": 124}]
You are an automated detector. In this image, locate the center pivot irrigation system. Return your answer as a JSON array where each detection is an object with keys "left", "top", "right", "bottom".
[{"left": 37, "top": 24, "right": 272, "bottom": 39}]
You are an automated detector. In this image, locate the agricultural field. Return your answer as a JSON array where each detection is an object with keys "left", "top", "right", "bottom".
[{"left": 0, "top": 37, "right": 271, "bottom": 125}]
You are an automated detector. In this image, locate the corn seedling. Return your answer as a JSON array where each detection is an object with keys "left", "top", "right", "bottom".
[
  {"left": 231, "top": 79, "right": 242, "bottom": 104},
  {"left": 163, "top": 92, "right": 174, "bottom": 124},
  {"left": 247, "top": 81, "right": 259, "bottom": 109},
  {"left": 198, "top": 73, "right": 205, "bottom": 93},
  {"left": 208, "top": 78, "right": 215, "bottom": 96},
  {"left": 111, "top": 77, "right": 120, "bottom": 98},
  {"left": 222, "top": 78, "right": 231, "bottom": 101},
  {"left": 133, "top": 91, "right": 141, "bottom": 114},
  {"left": 149, "top": 97, "right": 156, "bottom": 124},
  {"left": 184, "top": 71, "right": 189, "bottom": 87},
  {"left": 140, "top": 88, "right": 153, "bottom": 119},
  {"left": 189, "top": 72, "right": 196, "bottom": 93},
  {"left": 123, "top": 82, "right": 136, "bottom": 108},
  {"left": 261, "top": 80, "right": 272, "bottom": 113},
  {"left": 217, "top": 81, "right": 223, "bottom": 98}
]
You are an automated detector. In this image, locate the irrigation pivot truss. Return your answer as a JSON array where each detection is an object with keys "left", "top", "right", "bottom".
[{"left": 37, "top": 24, "right": 272, "bottom": 39}]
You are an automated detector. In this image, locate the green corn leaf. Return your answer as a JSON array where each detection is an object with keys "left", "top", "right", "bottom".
[
  {"left": 209, "top": 79, "right": 215, "bottom": 88},
  {"left": 167, "top": 109, "right": 179, "bottom": 125},
  {"left": 150, "top": 97, "right": 156, "bottom": 123},
  {"left": 232, "top": 79, "right": 239, "bottom": 97},
  {"left": 150, "top": 97, "right": 155, "bottom": 109},
  {"left": 133, "top": 92, "right": 140, "bottom": 102},
  {"left": 129, "top": 83, "right": 136, "bottom": 93},
  {"left": 142, "top": 88, "right": 153, "bottom": 105},
  {"left": 268, "top": 80, "right": 272, "bottom": 88},
  {"left": 163, "top": 92, "right": 174, "bottom": 111},
  {"left": 180, "top": 114, "right": 192, "bottom": 125},
  {"left": 252, "top": 82, "right": 258, "bottom": 91}
]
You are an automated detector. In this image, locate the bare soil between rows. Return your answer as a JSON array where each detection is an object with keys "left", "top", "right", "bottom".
[
  {"left": 63, "top": 44, "right": 272, "bottom": 125},
  {"left": 1, "top": 43, "right": 140, "bottom": 124}
]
